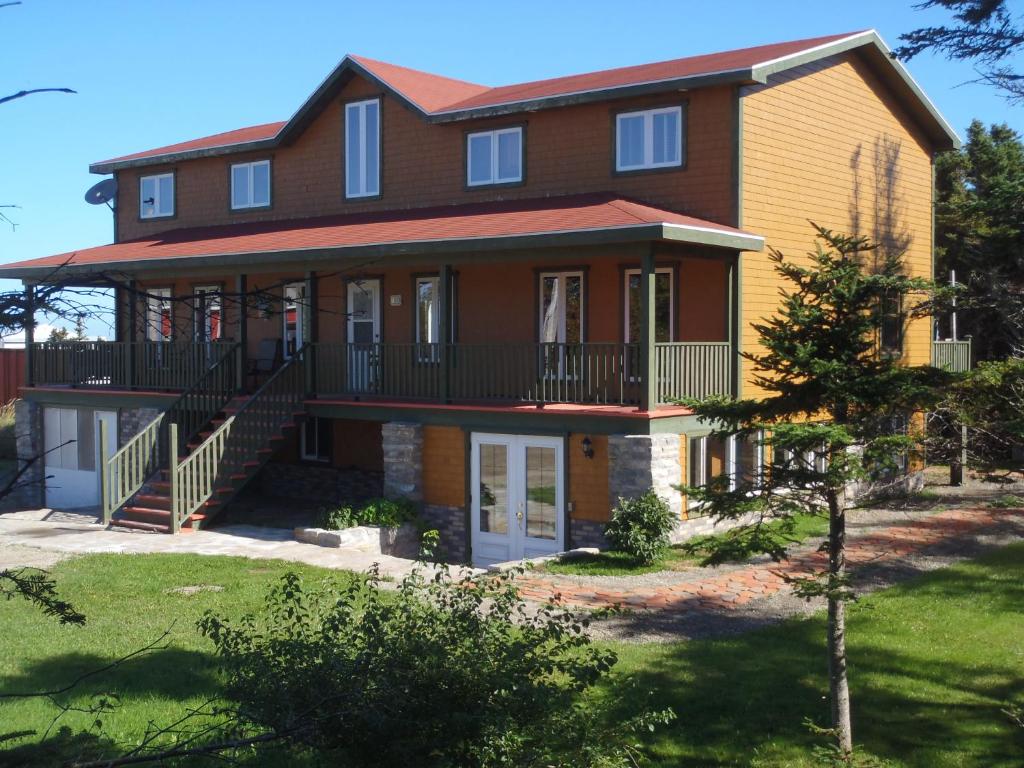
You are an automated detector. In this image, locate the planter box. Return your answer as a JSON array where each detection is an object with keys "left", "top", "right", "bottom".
[{"left": 295, "top": 522, "right": 419, "bottom": 558}]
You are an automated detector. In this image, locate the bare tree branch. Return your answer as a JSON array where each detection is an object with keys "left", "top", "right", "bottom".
[{"left": 0, "top": 87, "right": 77, "bottom": 106}]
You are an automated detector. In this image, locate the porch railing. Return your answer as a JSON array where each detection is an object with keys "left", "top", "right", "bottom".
[
  {"left": 655, "top": 342, "right": 733, "bottom": 404},
  {"left": 311, "top": 341, "right": 732, "bottom": 406},
  {"left": 101, "top": 412, "right": 163, "bottom": 524},
  {"left": 169, "top": 347, "right": 308, "bottom": 531},
  {"left": 27, "top": 340, "right": 237, "bottom": 390},
  {"left": 932, "top": 339, "right": 972, "bottom": 373}
]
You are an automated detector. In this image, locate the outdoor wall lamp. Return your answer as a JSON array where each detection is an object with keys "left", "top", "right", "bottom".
[{"left": 581, "top": 435, "right": 594, "bottom": 460}]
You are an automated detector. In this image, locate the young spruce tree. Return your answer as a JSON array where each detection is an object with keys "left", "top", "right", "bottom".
[{"left": 682, "top": 226, "right": 951, "bottom": 757}]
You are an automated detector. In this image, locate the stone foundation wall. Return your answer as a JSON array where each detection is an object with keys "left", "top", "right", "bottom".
[
  {"left": 256, "top": 461, "right": 383, "bottom": 504},
  {"left": 118, "top": 406, "right": 163, "bottom": 446},
  {"left": 421, "top": 503, "right": 467, "bottom": 563},
  {"left": 570, "top": 518, "right": 607, "bottom": 549},
  {"left": 608, "top": 433, "right": 683, "bottom": 517},
  {"left": 382, "top": 422, "right": 423, "bottom": 501},
  {"left": 5, "top": 399, "right": 43, "bottom": 511}
]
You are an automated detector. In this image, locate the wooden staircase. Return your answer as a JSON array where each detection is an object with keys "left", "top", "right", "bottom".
[{"left": 107, "top": 348, "right": 309, "bottom": 534}]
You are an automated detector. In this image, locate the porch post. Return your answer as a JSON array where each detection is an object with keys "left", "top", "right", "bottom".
[
  {"left": 728, "top": 253, "right": 741, "bottom": 398},
  {"left": 126, "top": 280, "right": 137, "bottom": 389},
  {"left": 639, "top": 246, "right": 657, "bottom": 411},
  {"left": 438, "top": 264, "right": 452, "bottom": 403},
  {"left": 235, "top": 273, "right": 247, "bottom": 393},
  {"left": 23, "top": 283, "right": 34, "bottom": 387},
  {"left": 305, "top": 270, "right": 318, "bottom": 396}
]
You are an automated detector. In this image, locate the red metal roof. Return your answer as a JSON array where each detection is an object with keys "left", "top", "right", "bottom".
[
  {"left": 0, "top": 194, "right": 761, "bottom": 275},
  {"left": 94, "top": 32, "right": 862, "bottom": 168}
]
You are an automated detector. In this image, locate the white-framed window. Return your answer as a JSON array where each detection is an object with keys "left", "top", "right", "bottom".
[
  {"left": 147, "top": 287, "right": 173, "bottom": 342},
  {"left": 687, "top": 434, "right": 729, "bottom": 511},
  {"left": 283, "top": 282, "right": 305, "bottom": 359},
  {"left": 300, "top": 416, "right": 331, "bottom": 462},
  {"left": 467, "top": 127, "right": 523, "bottom": 186},
  {"left": 416, "top": 276, "right": 440, "bottom": 345},
  {"left": 615, "top": 106, "right": 683, "bottom": 172},
  {"left": 345, "top": 98, "right": 381, "bottom": 198},
  {"left": 539, "top": 272, "right": 584, "bottom": 345},
  {"left": 624, "top": 268, "right": 674, "bottom": 343},
  {"left": 44, "top": 407, "right": 94, "bottom": 471},
  {"left": 193, "top": 285, "right": 222, "bottom": 343},
  {"left": 732, "top": 432, "right": 763, "bottom": 491},
  {"left": 231, "top": 160, "right": 271, "bottom": 209},
  {"left": 139, "top": 173, "right": 175, "bottom": 218}
]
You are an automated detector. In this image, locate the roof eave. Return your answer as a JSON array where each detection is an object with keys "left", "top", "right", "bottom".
[{"left": 0, "top": 222, "right": 761, "bottom": 281}]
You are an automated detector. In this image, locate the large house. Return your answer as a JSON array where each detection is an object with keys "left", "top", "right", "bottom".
[{"left": 0, "top": 30, "right": 965, "bottom": 565}]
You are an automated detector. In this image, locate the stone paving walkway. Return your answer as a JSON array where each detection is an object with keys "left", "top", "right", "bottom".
[{"left": 512, "top": 508, "right": 1024, "bottom": 612}]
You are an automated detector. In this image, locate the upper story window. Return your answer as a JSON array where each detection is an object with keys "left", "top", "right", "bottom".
[
  {"left": 345, "top": 98, "right": 380, "bottom": 198},
  {"left": 139, "top": 172, "right": 174, "bottom": 219},
  {"left": 231, "top": 160, "right": 271, "bottom": 210},
  {"left": 467, "top": 127, "right": 523, "bottom": 186},
  {"left": 615, "top": 106, "right": 683, "bottom": 172}
]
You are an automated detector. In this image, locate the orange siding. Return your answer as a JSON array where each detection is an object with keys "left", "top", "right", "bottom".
[
  {"left": 117, "top": 75, "right": 735, "bottom": 241},
  {"left": 422, "top": 425, "right": 465, "bottom": 507},
  {"left": 740, "top": 52, "right": 936, "bottom": 396},
  {"left": 568, "top": 434, "right": 610, "bottom": 522}
]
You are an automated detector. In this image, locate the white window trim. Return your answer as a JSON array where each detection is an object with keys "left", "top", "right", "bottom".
[
  {"left": 345, "top": 98, "right": 381, "bottom": 199},
  {"left": 538, "top": 271, "right": 584, "bottom": 345},
  {"left": 300, "top": 417, "right": 330, "bottom": 462},
  {"left": 466, "top": 126, "right": 523, "bottom": 187},
  {"left": 615, "top": 106, "right": 683, "bottom": 172},
  {"left": 139, "top": 172, "right": 174, "bottom": 219},
  {"left": 283, "top": 282, "right": 305, "bottom": 360},
  {"left": 415, "top": 276, "right": 440, "bottom": 345},
  {"left": 230, "top": 160, "right": 271, "bottom": 210},
  {"left": 147, "top": 287, "right": 173, "bottom": 342},
  {"left": 623, "top": 267, "right": 675, "bottom": 343},
  {"left": 193, "top": 285, "right": 222, "bottom": 342}
]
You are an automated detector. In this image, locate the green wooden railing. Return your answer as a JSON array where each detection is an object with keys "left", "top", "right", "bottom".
[
  {"left": 98, "top": 342, "right": 240, "bottom": 524},
  {"left": 169, "top": 347, "right": 308, "bottom": 531},
  {"left": 28, "top": 340, "right": 236, "bottom": 390},
  {"left": 312, "top": 342, "right": 644, "bottom": 405},
  {"left": 932, "top": 339, "right": 972, "bottom": 372},
  {"left": 655, "top": 342, "right": 733, "bottom": 404},
  {"left": 100, "top": 413, "right": 163, "bottom": 524}
]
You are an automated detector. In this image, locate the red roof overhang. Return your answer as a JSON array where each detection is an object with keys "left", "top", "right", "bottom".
[{"left": 0, "top": 194, "right": 763, "bottom": 281}]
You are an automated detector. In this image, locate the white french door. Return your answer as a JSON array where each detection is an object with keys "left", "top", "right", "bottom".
[
  {"left": 283, "top": 282, "right": 305, "bottom": 360},
  {"left": 346, "top": 279, "right": 381, "bottom": 391},
  {"left": 470, "top": 433, "right": 564, "bottom": 567}
]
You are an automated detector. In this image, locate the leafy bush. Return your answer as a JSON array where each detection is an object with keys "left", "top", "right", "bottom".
[
  {"left": 316, "top": 497, "right": 417, "bottom": 530},
  {"left": 198, "top": 568, "right": 673, "bottom": 767},
  {"left": 604, "top": 491, "right": 676, "bottom": 565}
]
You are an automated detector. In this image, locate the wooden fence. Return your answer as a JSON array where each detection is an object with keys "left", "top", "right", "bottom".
[{"left": 0, "top": 348, "right": 25, "bottom": 404}]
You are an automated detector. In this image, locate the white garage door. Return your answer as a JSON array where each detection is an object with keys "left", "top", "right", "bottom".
[{"left": 43, "top": 407, "right": 116, "bottom": 509}]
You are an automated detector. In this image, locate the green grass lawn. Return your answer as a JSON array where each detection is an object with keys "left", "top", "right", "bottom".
[
  {"left": 542, "top": 512, "right": 830, "bottom": 576},
  {"left": 1, "top": 545, "right": 1021, "bottom": 766},
  {"left": 610, "top": 542, "right": 1024, "bottom": 767}
]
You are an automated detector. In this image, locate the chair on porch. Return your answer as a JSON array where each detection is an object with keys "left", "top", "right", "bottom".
[{"left": 247, "top": 338, "right": 281, "bottom": 390}]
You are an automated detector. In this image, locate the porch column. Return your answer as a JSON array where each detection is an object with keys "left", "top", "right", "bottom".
[
  {"left": 639, "top": 247, "right": 657, "bottom": 411},
  {"left": 438, "top": 263, "right": 452, "bottom": 403},
  {"left": 23, "top": 283, "right": 34, "bottom": 387},
  {"left": 727, "top": 253, "right": 741, "bottom": 398},
  {"left": 126, "top": 279, "right": 137, "bottom": 389},
  {"left": 235, "top": 273, "right": 247, "bottom": 393},
  {"left": 304, "top": 270, "right": 318, "bottom": 395}
]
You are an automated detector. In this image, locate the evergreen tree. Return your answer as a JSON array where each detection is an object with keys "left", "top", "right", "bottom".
[
  {"left": 934, "top": 120, "right": 1024, "bottom": 359},
  {"left": 682, "top": 226, "right": 951, "bottom": 757}
]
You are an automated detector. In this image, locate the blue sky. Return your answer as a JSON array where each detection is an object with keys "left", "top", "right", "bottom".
[{"left": 1, "top": 0, "right": 1021, "bottom": 338}]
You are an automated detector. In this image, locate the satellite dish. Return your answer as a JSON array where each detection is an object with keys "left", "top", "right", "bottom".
[{"left": 84, "top": 178, "right": 117, "bottom": 208}]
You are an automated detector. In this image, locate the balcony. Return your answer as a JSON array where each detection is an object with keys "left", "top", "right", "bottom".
[
  {"left": 932, "top": 339, "right": 972, "bottom": 373},
  {"left": 24, "top": 340, "right": 734, "bottom": 408}
]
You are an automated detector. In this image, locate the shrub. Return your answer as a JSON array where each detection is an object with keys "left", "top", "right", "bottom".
[
  {"left": 198, "top": 568, "right": 674, "bottom": 767},
  {"left": 603, "top": 491, "right": 676, "bottom": 565},
  {"left": 316, "top": 497, "right": 417, "bottom": 530}
]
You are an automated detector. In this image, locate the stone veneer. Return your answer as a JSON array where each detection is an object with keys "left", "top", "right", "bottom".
[
  {"left": 607, "top": 433, "right": 683, "bottom": 517},
  {"left": 421, "top": 503, "right": 467, "bottom": 563},
  {"left": 570, "top": 518, "right": 607, "bottom": 550},
  {"left": 382, "top": 422, "right": 423, "bottom": 501},
  {"left": 118, "top": 406, "right": 162, "bottom": 446},
  {"left": 256, "top": 461, "right": 383, "bottom": 504},
  {"left": 8, "top": 399, "right": 44, "bottom": 510}
]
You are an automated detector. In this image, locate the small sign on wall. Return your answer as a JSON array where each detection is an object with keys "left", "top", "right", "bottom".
[{"left": 389, "top": 294, "right": 402, "bottom": 307}]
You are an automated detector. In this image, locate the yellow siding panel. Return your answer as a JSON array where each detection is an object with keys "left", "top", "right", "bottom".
[{"left": 740, "top": 53, "right": 936, "bottom": 396}]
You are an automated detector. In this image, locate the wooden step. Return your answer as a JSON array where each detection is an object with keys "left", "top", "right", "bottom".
[
  {"left": 122, "top": 506, "right": 171, "bottom": 523},
  {"left": 110, "top": 518, "right": 170, "bottom": 534},
  {"left": 133, "top": 494, "right": 172, "bottom": 511}
]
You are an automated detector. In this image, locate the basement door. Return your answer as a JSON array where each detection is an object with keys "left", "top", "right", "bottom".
[
  {"left": 43, "top": 408, "right": 116, "bottom": 510},
  {"left": 470, "top": 433, "right": 564, "bottom": 567},
  {"left": 346, "top": 279, "right": 381, "bottom": 392}
]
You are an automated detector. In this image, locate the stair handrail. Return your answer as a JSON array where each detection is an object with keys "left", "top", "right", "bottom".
[
  {"left": 100, "top": 341, "right": 240, "bottom": 524},
  {"left": 169, "top": 346, "right": 308, "bottom": 529},
  {"left": 163, "top": 340, "right": 242, "bottom": 455},
  {"left": 101, "top": 411, "right": 164, "bottom": 524}
]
